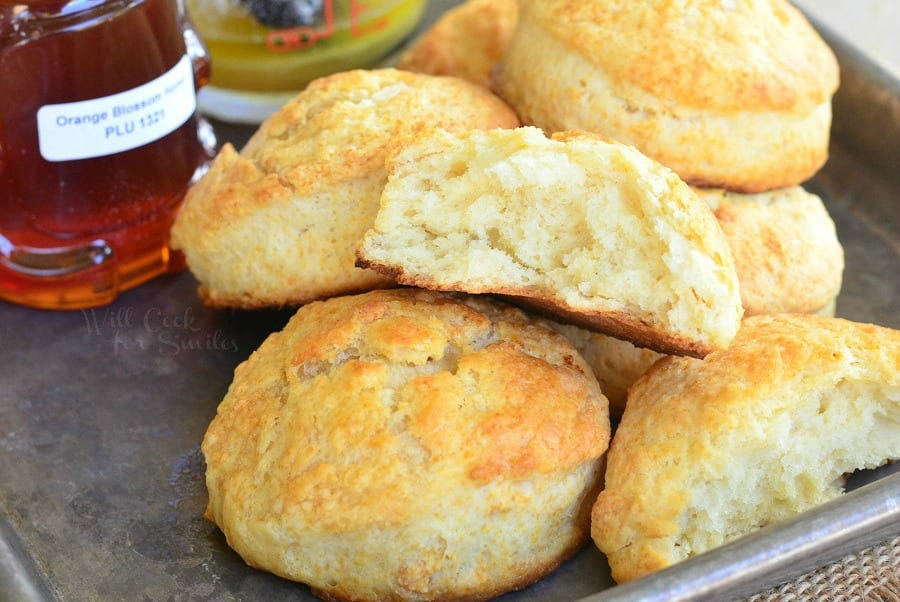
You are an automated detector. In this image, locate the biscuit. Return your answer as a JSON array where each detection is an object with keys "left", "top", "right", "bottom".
[
  {"left": 591, "top": 314, "right": 900, "bottom": 583},
  {"left": 397, "top": 0, "right": 518, "bottom": 89},
  {"left": 170, "top": 69, "right": 519, "bottom": 308},
  {"left": 554, "top": 184, "right": 844, "bottom": 416},
  {"left": 202, "top": 288, "right": 610, "bottom": 601},
  {"left": 551, "top": 322, "right": 663, "bottom": 419},
  {"left": 815, "top": 297, "right": 837, "bottom": 318},
  {"left": 357, "top": 126, "right": 743, "bottom": 358},
  {"left": 696, "top": 186, "right": 845, "bottom": 316},
  {"left": 555, "top": 183, "right": 845, "bottom": 414},
  {"left": 494, "top": 0, "right": 840, "bottom": 192}
]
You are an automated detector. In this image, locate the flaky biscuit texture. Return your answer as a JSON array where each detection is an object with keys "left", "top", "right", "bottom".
[
  {"left": 170, "top": 69, "right": 519, "bottom": 308},
  {"left": 357, "top": 126, "right": 743, "bottom": 358},
  {"left": 550, "top": 186, "right": 842, "bottom": 417},
  {"left": 591, "top": 314, "right": 900, "bottom": 583},
  {"left": 203, "top": 288, "right": 610, "bottom": 601},
  {"left": 552, "top": 186, "right": 843, "bottom": 415},
  {"left": 494, "top": 0, "right": 839, "bottom": 191}
]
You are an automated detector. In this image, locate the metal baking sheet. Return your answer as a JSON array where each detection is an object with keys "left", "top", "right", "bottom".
[{"left": 1, "top": 2, "right": 898, "bottom": 600}]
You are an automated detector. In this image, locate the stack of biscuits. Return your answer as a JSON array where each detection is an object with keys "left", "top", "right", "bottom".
[{"left": 172, "top": 0, "right": 900, "bottom": 599}]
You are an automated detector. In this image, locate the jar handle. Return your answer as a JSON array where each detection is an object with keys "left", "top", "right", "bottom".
[
  {"left": 0, "top": 235, "right": 114, "bottom": 278},
  {"left": 177, "top": 0, "right": 212, "bottom": 89}
]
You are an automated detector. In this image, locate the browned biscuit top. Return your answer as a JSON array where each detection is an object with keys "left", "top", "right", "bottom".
[
  {"left": 202, "top": 288, "right": 611, "bottom": 600},
  {"left": 242, "top": 68, "right": 520, "bottom": 187},
  {"left": 204, "top": 288, "right": 610, "bottom": 532},
  {"left": 523, "top": 0, "right": 839, "bottom": 112},
  {"left": 175, "top": 68, "right": 519, "bottom": 234}
]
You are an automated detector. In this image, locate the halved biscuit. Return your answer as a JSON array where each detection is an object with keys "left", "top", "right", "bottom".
[
  {"left": 357, "top": 126, "right": 743, "bottom": 358},
  {"left": 552, "top": 186, "right": 843, "bottom": 415},
  {"left": 591, "top": 314, "right": 900, "bottom": 583},
  {"left": 170, "top": 69, "right": 518, "bottom": 308}
]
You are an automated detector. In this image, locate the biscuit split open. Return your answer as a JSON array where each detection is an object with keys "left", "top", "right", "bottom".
[
  {"left": 357, "top": 127, "right": 743, "bottom": 358},
  {"left": 169, "top": 69, "right": 519, "bottom": 309},
  {"left": 591, "top": 314, "right": 900, "bottom": 583}
]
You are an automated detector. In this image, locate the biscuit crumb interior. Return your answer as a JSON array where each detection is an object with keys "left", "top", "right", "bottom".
[{"left": 361, "top": 127, "right": 741, "bottom": 351}]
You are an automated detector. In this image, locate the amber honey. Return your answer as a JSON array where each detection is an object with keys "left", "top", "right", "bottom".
[{"left": 0, "top": 0, "right": 215, "bottom": 309}]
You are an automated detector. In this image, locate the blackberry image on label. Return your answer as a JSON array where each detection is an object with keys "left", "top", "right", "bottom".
[{"left": 241, "top": 0, "right": 324, "bottom": 28}]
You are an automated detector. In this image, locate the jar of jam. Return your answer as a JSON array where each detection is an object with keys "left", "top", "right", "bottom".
[
  {"left": 0, "top": 0, "right": 216, "bottom": 309},
  {"left": 186, "top": 0, "right": 427, "bottom": 123}
]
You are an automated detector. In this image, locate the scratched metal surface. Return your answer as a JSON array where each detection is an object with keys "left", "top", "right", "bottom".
[{"left": 0, "top": 1, "right": 897, "bottom": 600}]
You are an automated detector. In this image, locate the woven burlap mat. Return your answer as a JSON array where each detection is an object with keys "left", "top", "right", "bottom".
[{"left": 746, "top": 536, "right": 900, "bottom": 601}]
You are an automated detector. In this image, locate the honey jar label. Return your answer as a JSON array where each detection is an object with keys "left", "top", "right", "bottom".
[{"left": 36, "top": 55, "right": 197, "bottom": 162}]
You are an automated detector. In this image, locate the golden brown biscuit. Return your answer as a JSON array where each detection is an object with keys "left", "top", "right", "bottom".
[
  {"left": 203, "top": 288, "right": 610, "bottom": 601},
  {"left": 591, "top": 314, "right": 900, "bottom": 583},
  {"left": 357, "top": 127, "right": 743, "bottom": 358},
  {"left": 397, "top": 0, "right": 518, "bottom": 88},
  {"left": 494, "top": 0, "right": 840, "bottom": 192},
  {"left": 696, "top": 186, "right": 845, "bottom": 316},
  {"left": 170, "top": 69, "right": 519, "bottom": 308}
]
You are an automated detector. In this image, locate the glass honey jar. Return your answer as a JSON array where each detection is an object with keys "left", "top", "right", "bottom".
[
  {"left": 0, "top": 0, "right": 216, "bottom": 310},
  {"left": 186, "top": 0, "right": 427, "bottom": 122}
]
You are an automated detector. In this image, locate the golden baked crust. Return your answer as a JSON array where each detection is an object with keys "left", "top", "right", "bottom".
[
  {"left": 523, "top": 0, "right": 837, "bottom": 113},
  {"left": 203, "top": 288, "right": 610, "bottom": 601},
  {"left": 357, "top": 127, "right": 743, "bottom": 358},
  {"left": 697, "top": 186, "right": 845, "bottom": 315},
  {"left": 397, "top": 0, "right": 518, "bottom": 88},
  {"left": 170, "top": 69, "right": 519, "bottom": 308},
  {"left": 591, "top": 314, "right": 900, "bottom": 583},
  {"left": 494, "top": 0, "right": 839, "bottom": 192}
]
